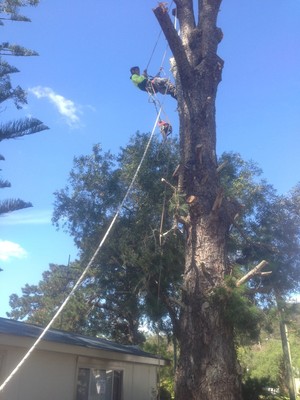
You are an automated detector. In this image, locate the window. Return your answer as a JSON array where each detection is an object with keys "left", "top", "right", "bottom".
[{"left": 76, "top": 368, "right": 123, "bottom": 400}]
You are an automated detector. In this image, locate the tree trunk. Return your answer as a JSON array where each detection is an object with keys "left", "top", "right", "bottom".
[
  {"left": 153, "top": 1, "right": 242, "bottom": 398},
  {"left": 276, "top": 296, "right": 297, "bottom": 400}
]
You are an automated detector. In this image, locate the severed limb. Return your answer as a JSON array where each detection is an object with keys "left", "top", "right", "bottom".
[{"left": 236, "top": 260, "right": 270, "bottom": 287}]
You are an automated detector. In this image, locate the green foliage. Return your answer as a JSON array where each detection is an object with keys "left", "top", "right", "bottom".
[
  {"left": 241, "top": 376, "right": 288, "bottom": 400},
  {"left": 0, "top": 198, "right": 32, "bottom": 215},
  {"left": 0, "top": 118, "right": 48, "bottom": 140},
  {"left": 168, "top": 191, "right": 188, "bottom": 218},
  {"left": 0, "top": 176, "right": 10, "bottom": 188},
  {"left": 53, "top": 143, "right": 119, "bottom": 246},
  {"left": 0, "top": 0, "right": 48, "bottom": 219},
  {"left": 7, "top": 263, "right": 91, "bottom": 333},
  {"left": 213, "top": 277, "right": 263, "bottom": 342},
  {"left": 220, "top": 153, "right": 264, "bottom": 203},
  {"left": 238, "top": 304, "right": 300, "bottom": 399},
  {"left": 239, "top": 341, "right": 283, "bottom": 384},
  {"left": 219, "top": 152, "right": 300, "bottom": 300},
  {"left": 0, "top": 0, "right": 39, "bottom": 24},
  {"left": 0, "top": 42, "right": 38, "bottom": 56}
]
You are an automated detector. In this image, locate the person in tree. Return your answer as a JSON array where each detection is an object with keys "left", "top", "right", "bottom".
[{"left": 130, "top": 66, "right": 177, "bottom": 99}]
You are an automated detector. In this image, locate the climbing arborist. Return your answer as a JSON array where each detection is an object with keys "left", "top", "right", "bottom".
[
  {"left": 130, "top": 66, "right": 177, "bottom": 100},
  {"left": 158, "top": 120, "right": 172, "bottom": 138}
]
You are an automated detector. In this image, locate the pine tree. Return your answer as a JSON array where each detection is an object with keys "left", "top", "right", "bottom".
[{"left": 0, "top": 0, "right": 48, "bottom": 216}]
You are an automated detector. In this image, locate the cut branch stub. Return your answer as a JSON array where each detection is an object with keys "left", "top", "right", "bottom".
[
  {"left": 186, "top": 195, "right": 198, "bottom": 205},
  {"left": 236, "top": 260, "right": 269, "bottom": 287}
]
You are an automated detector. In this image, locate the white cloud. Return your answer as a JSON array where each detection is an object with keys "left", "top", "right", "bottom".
[
  {"left": 0, "top": 240, "right": 27, "bottom": 262},
  {"left": 29, "top": 86, "right": 82, "bottom": 127},
  {"left": 0, "top": 209, "right": 52, "bottom": 226}
]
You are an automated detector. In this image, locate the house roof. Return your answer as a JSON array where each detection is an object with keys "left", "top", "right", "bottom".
[{"left": 0, "top": 317, "right": 159, "bottom": 360}]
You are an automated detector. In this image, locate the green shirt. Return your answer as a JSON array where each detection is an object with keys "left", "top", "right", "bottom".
[{"left": 131, "top": 73, "right": 148, "bottom": 91}]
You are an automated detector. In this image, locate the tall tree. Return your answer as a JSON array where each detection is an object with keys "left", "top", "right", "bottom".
[
  {"left": 0, "top": 0, "right": 48, "bottom": 215},
  {"left": 152, "top": 2, "right": 243, "bottom": 398},
  {"left": 153, "top": 3, "right": 300, "bottom": 398}
]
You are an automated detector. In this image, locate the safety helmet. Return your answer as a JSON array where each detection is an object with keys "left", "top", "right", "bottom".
[{"left": 130, "top": 66, "right": 139, "bottom": 74}]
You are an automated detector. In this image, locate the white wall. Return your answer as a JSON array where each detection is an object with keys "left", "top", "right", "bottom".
[
  {"left": 122, "top": 363, "right": 157, "bottom": 400},
  {"left": 0, "top": 344, "right": 160, "bottom": 400},
  {"left": 0, "top": 348, "right": 77, "bottom": 400}
]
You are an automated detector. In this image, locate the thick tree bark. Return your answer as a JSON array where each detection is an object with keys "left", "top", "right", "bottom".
[{"left": 154, "top": 1, "right": 242, "bottom": 399}]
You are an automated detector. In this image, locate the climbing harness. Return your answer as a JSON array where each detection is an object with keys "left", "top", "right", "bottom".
[{"left": 158, "top": 120, "right": 172, "bottom": 138}]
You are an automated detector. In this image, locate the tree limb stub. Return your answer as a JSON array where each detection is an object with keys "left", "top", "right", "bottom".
[
  {"left": 260, "top": 271, "right": 272, "bottom": 276},
  {"left": 216, "top": 160, "right": 228, "bottom": 173},
  {"left": 211, "top": 189, "right": 223, "bottom": 212},
  {"left": 236, "top": 260, "right": 269, "bottom": 287}
]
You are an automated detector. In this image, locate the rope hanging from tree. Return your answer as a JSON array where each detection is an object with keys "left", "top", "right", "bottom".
[{"left": 143, "top": 1, "right": 178, "bottom": 141}]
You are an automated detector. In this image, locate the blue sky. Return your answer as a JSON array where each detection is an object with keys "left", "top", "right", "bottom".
[{"left": 0, "top": 0, "right": 299, "bottom": 316}]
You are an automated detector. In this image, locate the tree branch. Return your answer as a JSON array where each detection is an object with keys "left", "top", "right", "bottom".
[
  {"left": 198, "top": 0, "right": 223, "bottom": 59},
  {"left": 236, "top": 260, "right": 269, "bottom": 287},
  {"left": 198, "top": 0, "right": 222, "bottom": 29},
  {"left": 153, "top": 3, "right": 192, "bottom": 80},
  {"left": 161, "top": 177, "right": 177, "bottom": 192},
  {"left": 174, "top": 0, "right": 196, "bottom": 35}
]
